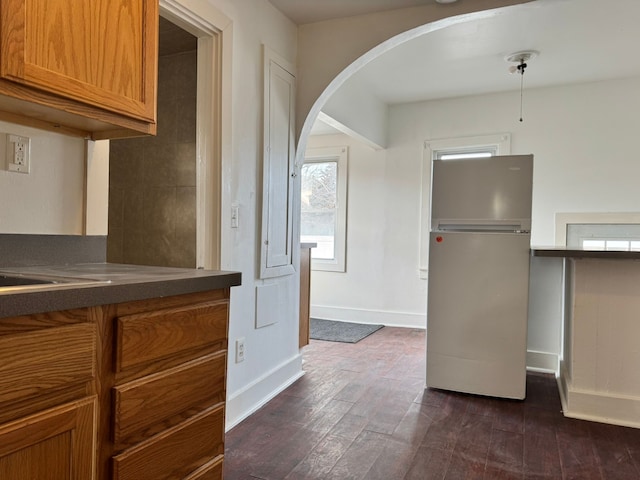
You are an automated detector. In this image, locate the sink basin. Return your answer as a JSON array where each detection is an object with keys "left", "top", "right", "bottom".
[
  {"left": 0, "top": 275, "right": 57, "bottom": 287},
  {"left": 0, "top": 272, "right": 109, "bottom": 292}
]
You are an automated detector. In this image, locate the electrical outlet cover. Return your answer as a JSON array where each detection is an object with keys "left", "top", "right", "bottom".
[{"left": 6, "top": 133, "right": 30, "bottom": 174}]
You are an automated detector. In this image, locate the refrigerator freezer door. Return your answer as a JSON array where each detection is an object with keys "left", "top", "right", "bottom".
[
  {"left": 431, "top": 155, "right": 533, "bottom": 231},
  {"left": 426, "top": 231, "right": 530, "bottom": 399}
]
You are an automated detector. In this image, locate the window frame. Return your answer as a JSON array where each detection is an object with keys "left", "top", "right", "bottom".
[{"left": 301, "top": 146, "right": 348, "bottom": 272}]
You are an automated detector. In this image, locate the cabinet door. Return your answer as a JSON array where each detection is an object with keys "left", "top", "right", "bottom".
[
  {"left": 0, "top": 0, "right": 157, "bottom": 122},
  {"left": 260, "top": 46, "right": 296, "bottom": 278},
  {"left": 0, "top": 397, "right": 96, "bottom": 480}
]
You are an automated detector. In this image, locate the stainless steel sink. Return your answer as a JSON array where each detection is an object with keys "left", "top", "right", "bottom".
[
  {"left": 0, "top": 275, "right": 56, "bottom": 287},
  {"left": 0, "top": 272, "right": 109, "bottom": 292}
]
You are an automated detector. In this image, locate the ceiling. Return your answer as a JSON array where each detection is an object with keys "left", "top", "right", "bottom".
[
  {"left": 268, "top": 0, "right": 640, "bottom": 136},
  {"left": 269, "top": 0, "right": 442, "bottom": 25}
]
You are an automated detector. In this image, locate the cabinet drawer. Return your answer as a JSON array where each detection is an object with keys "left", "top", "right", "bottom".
[
  {"left": 115, "top": 301, "right": 228, "bottom": 372},
  {"left": 0, "top": 323, "right": 95, "bottom": 405},
  {"left": 184, "top": 455, "right": 223, "bottom": 480},
  {"left": 112, "top": 404, "right": 224, "bottom": 480},
  {"left": 113, "top": 352, "right": 226, "bottom": 446}
]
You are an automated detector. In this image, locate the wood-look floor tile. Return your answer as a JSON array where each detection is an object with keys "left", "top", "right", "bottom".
[
  {"left": 327, "top": 412, "right": 369, "bottom": 441},
  {"left": 487, "top": 429, "right": 524, "bottom": 470},
  {"left": 305, "top": 399, "right": 353, "bottom": 434},
  {"left": 484, "top": 464, "right": 525, "bottom": 479},
  {"left": 420, "top": 410, "right": 464, "bottom": 452},
  {"left": 333, "top": 378, "right": 370, "bottom": 403},
  {"left": 323, "top": 430, "right": 388, "bottom": 480},
  {"left": 224, "top": 328, "right": 638, "bottom": 480},
  {"left": 364, "top": 437, "right": 418, "bottom": 480},
  {"left": 556, "top": 429, "right": 599, "bottom": 472},
  {"left": 493, "top": 400, "right": 525, "bottom": 434},
  {"left": 444, "top": 452, "right": 487, "bottom": 480},
  {"left": 392, "top": 401, "right": 436, "bottom": 445},
  {"left": 589, "top": 423, "right": 640, "bottom": 479},
  {"left": 524, "top": 431, "right": 562, "bottom": 478},
  {"left": 283, "top": 434, "right": 353, "bottom": 480},
  {"left": 453, "top": 413, "right": 493, "bottom": 464},
  {"left": 404, "top": 445, "right": 451, "bottom": 480},
  {"left": 363, "top": 384, "right": 417, "bottom": 435},
  {"left": 561, "top": 464, "right": 604, "bottom": 480}
]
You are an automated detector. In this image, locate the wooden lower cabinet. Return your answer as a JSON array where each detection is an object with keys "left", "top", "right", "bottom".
[
  {"left": 102, "top": 289, "right": 230, "bottom": 480},
  {"left": 0, "top": 309, "right": 97, "bottom": 479},
  {"left": 299, "top": 243, "right": 315, "bottom": 348},
  {"left": 0, "top": 397, "right": 97, "bottom": 480},
  {"left": 0, "top": 287, "right": 230, "bottom": 480}
]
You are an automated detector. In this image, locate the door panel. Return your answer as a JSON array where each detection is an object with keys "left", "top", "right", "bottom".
[
  {"left": 426, "top": 231, "right": 529, "bottom": 399},
  {"left": 431, "top": 155, "right": 533, "bottom": 230}
]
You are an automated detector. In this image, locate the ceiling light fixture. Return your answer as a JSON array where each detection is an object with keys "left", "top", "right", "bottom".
[
  {"left": 435, "top": 0, "right": 459, "bottom": 4},
  {"left": 505, "top": 50, "right": 539, "bottom": 122}
]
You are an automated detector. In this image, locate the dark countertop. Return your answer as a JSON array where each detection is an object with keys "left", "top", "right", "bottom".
[
  {"left": 531, "top": 247, "right": 640, "bottom": 260},
  {"left": 0, "top": 263, "right": 241, "bottom": 319}
]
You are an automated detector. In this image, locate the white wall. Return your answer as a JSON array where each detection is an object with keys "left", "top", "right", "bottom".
[
  {"left": 85, "top": 140, "right": 109, "bottom": 236},
  {"left": 322, "top": 77, "right": 388, "bottom": 149},
  {"left": 309, "top": 76, "right": 640, "bottom": 371},
  {"left": 391, "top": 77, "right": 640, "bottom": 245},
  {"left": 306, "top": 133, "right": 428, "bottom": 328},
  {"left": 201, "top": 0, "right": 300, "bottom": 429},
  {"left": 0, "top": 122, "right": 85, "bottom": 234}
]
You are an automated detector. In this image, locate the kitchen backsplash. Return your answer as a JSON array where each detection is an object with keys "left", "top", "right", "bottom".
[
  {"left": 0, "top": 234, "right": 106, "bottom": 267},
  {"left": 107, "top": 48, "right": 197, "bottom": 268}
]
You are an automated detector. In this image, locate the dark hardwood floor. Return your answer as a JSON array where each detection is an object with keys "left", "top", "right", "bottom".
[{"left": 224, "top": 327, "right": 640, "bottom": 479}]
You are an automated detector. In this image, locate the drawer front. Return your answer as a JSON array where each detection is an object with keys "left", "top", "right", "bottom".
[
  {"left": 112, "top": 404, "right": 224, "bottom": 480},
  {"left": 113, "top": 352, "right": 226, "bottom": 446},
  {"left": 115, "top": 301, "right": 228, "bottom": 372},
  {"left": 0, "top": 323, "right": 95, "bottom": 405},
  {"left": 184, "top": 455, "right": 223, "bottom": 480}
]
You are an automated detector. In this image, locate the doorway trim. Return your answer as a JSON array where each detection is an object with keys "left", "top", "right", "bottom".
[{"left": 159, "top": 0, "right": 231, "bottom": 269}]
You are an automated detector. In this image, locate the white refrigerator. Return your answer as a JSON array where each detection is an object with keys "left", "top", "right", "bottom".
[{"left": 426, "top": 155, "right": 533, "bottom": 400}]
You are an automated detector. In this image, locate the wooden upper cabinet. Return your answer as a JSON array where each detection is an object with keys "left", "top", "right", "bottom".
[{"left": 0, "top": 0, "right": 158, "bottom": 138}]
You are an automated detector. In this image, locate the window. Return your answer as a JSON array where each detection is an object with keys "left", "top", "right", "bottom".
[
  {"left": 300, "top": 146, "right": 348, "bottom": 272},
  {"left": 581, "top": 239, "right": 640, "bottom": 251},
  {"left": 418, "top": 134, "right": 511, "bottom": 279},
  {"left": 566, "top": 223, "right": 640, "bottom": 251},
  {"left": 433, "top": 146, "right": 497, "bottom": 160}
]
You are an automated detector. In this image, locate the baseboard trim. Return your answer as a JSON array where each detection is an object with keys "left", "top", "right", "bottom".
[
  {"left": 557, "top": 360, "right": 640, "bottom": 429},
  {"left": 225, "top": 353, "right": 304, "bottom": 431},
  {"left": 526, "top": 350, "right": 558, "bottom": 373},
  {"left": 310, "top": 305, "right": 426, "bottom": 329},
  {"left": 557, "top": 360, "right": 570, "bottom": 414}
]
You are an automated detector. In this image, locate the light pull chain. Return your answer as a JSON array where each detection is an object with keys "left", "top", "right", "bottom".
[
  {"left": 520, "top": 68, "right": 524, "bottom": 122},
  {"left": 517, "top": 60, "right": 527, "bottom": 123},
  {"left": 505, "top": 51, "right": 537, "bottom": 123}
]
